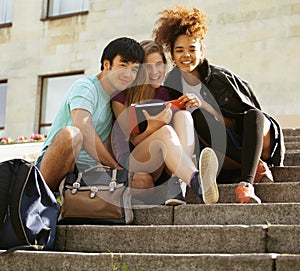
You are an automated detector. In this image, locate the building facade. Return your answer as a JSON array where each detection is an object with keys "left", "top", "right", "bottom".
[{"left": 0, "top": 0, "right": 299, "bottom": 139}]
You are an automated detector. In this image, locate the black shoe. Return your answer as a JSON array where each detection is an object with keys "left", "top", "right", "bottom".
[{"left": 165, "top": 176, "right": 186, "bottom": 206}]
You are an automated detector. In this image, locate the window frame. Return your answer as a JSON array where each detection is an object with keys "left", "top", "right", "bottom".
[
  {"left": 41, "top": 0, "right": 89, "bottom": 21},
  {"left": 0, "top": 0, "right": 13, "bottom": 27},
  {"left": 0, "top": 22, "right": 12, "bottom": 28},
  {"left": 0, "top": 80, "right": 8, "bottom": 130},
  {"left": 38, "top": 71, "right": 84, "bottom": 134}
]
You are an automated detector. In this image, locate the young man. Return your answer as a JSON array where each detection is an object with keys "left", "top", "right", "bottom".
[{"left": 36, "top": 37, "right": 144, "bottom": 191}]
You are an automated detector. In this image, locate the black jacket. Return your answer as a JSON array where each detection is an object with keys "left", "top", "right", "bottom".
[{"left": 164, "top": 59, "right": 285, "bottom": 166}]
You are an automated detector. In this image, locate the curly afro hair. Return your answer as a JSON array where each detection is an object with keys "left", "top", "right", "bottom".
[{"left": 153, "top": 5, "right": 208, "bottom": 54}]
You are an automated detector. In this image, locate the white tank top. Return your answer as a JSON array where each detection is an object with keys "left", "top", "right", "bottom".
[{"left": 181, "top": 77, "right": 202, "bottom": 113}]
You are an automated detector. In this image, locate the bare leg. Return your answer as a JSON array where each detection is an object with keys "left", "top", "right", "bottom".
[
  {"left": 132, "top": 110, "right": 195, "bottom": 194},
  {"left": 172, "top": 110, "right": 195, "bottom": 196},
  {"left": 40, "top": 126, "right": 83, "bottom": 191},
  {"left": 130, "top": 173, "right": 154, "bottom": 189},
  {"left": 129, "top": 125, "right": 197, "bottom": 185},
  {"left": 173, "top": 110, "right": 195, "bottom": 157}
]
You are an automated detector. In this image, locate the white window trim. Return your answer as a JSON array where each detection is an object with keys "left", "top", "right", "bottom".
[
  {"left": 0, "top": 0, "right": 13, "bottom": 24},
  {"left": 42, "top": 0, "right": 89, "bottom": 19}
]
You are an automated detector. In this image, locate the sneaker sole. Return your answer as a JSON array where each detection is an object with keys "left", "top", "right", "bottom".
[
  {"left": 248, "top": 196, "right": 261, "bottom": 204},
  {"left": 237, "top": 195, "right": 262, "bottom": 204},
  {"left": 199, "top": 148, "right": 219, "bottom": 204},
  {"left": 165, "top": 199, "right": 186, "bottom": 206},
  {"left": 236, "top": 194, "right": 262, "bottom": 204},
  {"left": 236, "top": 183, "right": 262, "bottom": 204},
  {"left": 259, "top": 176, "right": 274, "bottom": 183}
]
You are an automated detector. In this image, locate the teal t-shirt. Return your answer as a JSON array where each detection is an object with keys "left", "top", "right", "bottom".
[{"left": 41, "top": 75, "right": 112, "bottom": 167}]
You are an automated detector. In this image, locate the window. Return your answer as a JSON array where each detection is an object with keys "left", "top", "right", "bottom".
[
  {"left": 46, "top": 0, "right": 89, "bottom": 18},
  {"left": 39, "top": 72, "right": 84, "bottom": 135},
  {"left": 0, "top": 81, "right": 7, "bottom": 130},
  {"left": 0, "top": 0, "right": 13, "bottom": 25}
]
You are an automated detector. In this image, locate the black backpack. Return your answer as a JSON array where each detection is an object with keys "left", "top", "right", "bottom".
[{"left": 0, "top": 159, "right": 59, "bottom": 254}]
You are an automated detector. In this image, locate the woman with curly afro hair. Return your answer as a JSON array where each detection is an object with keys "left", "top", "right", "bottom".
[{"left": 153, "top": 5, "right": 285, "bottom": 204}]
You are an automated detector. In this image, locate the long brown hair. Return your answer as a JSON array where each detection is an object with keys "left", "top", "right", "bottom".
[{"left": 125, "top": 40, "right": 167, "bottom": 107}]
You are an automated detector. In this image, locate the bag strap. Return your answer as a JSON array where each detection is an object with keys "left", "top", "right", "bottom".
[
  {"left": 0, "top": 244, "right": 44, "bottom": 256},
  {"left": 81, "top": 166, "right": 121, "bottom": 182},
  {"left": 9, "top": 160, "right": 34, "bottom": 246},
  {"left": 82, "top": 164, "right": 111, "bottom": 174},
  {"left": 0, "top": 161, "right": 11, "bottom": 224}
]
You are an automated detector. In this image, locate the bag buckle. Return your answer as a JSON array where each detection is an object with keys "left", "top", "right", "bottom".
[
  {"left": 109, "top": 169, "right": 118, "bottom": 192},
  {"left": 90, "top": 186, "right": 98, "bottom": 199},
  {"left": 71, "top": 182, "right": 81, "bottom": 194},
  {"left": 109, "top": 180, "right": 117, "bottom": 192}
]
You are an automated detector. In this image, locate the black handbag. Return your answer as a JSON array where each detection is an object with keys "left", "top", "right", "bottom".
[{"left": 58, "top": 165, "right": 133, "bottom": 225}]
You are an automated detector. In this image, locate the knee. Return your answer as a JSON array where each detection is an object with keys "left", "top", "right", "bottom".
[
  {"left": 54, "top": 126, "right": 83, "bottom": 146},
  {"left": 155, "top": 125, "right": 175, "bottom": 138},
  {"left": 245, "top": 109, "right": 264, "bottom": 125},
  {"left": 174, "top": 110, "right": 193, "bottom": 122},
  {"left": 130, "top": 173, "right": 154, "bottom": 189}
]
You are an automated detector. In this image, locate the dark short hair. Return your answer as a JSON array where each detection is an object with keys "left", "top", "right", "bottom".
[{"left": 100, "top": 37, "right": 144, "bottom": 70}]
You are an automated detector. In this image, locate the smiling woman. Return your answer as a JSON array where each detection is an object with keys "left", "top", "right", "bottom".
[
  {"left": 145, "top": 52, "right": 166, "bottom": 89},
  {"left": 111, "top": 40, "right": 219, "bottom": 206},
  {"left": 154, "top": 5, "right": 285, "bottom": 204},
  {"left": 172, "top": 35, "right": 203, "bottom": 77}
]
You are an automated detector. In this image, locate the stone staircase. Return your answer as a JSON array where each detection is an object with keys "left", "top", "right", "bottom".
[{"left": 1, "top": 129, "right": 300, "bottom": 271}]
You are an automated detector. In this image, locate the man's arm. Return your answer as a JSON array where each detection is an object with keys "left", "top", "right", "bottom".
[{"left": 71, "top": 108, "right": 121, "bottom": 169}]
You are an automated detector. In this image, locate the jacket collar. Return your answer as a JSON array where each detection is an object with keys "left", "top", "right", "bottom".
[
  {"left": 198, "top": 58, "right": 211, "bottom": 85},
  {"left": 165, "top": 58, "right": 211, "bottom": 90}
]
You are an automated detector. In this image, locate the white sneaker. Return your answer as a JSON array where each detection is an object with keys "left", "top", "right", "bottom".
[{"left": 199, "top": 148, "right": 219, "bottom": 204}]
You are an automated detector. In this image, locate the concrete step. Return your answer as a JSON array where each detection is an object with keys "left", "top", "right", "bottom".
[
  {"left": 285, "top": 141, "right": 300, "bottom": 150},
  {"left": 132, "top": 203, "right": 300, "bottom": 226},
  {"left": 271, "top": 166, "right": 300, "bottom": 182},
  {"left": 185, "top": 182, "right": 300, "bottom": 204},
  {"left": 132, "top": 178, "right": 300, "bottom": 206},
  {"left": 284, "top": 150, "right": 300, "bottom": 166},
  {"left": 284, "top": 135, "right": 300, "bottom": 143},
  {"left": 283, "top": 128, "right": 300, "bottom": 137},
  {"left": 0, "top": 129, "right": 299, "bottom": 271},
  {"left": 53, "top": 224, "right": 300, "bottom": 254},
  {"left": 0, "top": 251, "right": 299, "bottom": 271}
]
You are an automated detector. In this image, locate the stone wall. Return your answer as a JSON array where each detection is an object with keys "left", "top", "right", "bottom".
[{"left": 0, "top": 0, "right": 299, "bottom": 138}]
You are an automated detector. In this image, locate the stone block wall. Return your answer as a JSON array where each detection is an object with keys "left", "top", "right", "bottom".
[{"left": 0, "top": 0, "right": 299, "bottom": 138}]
